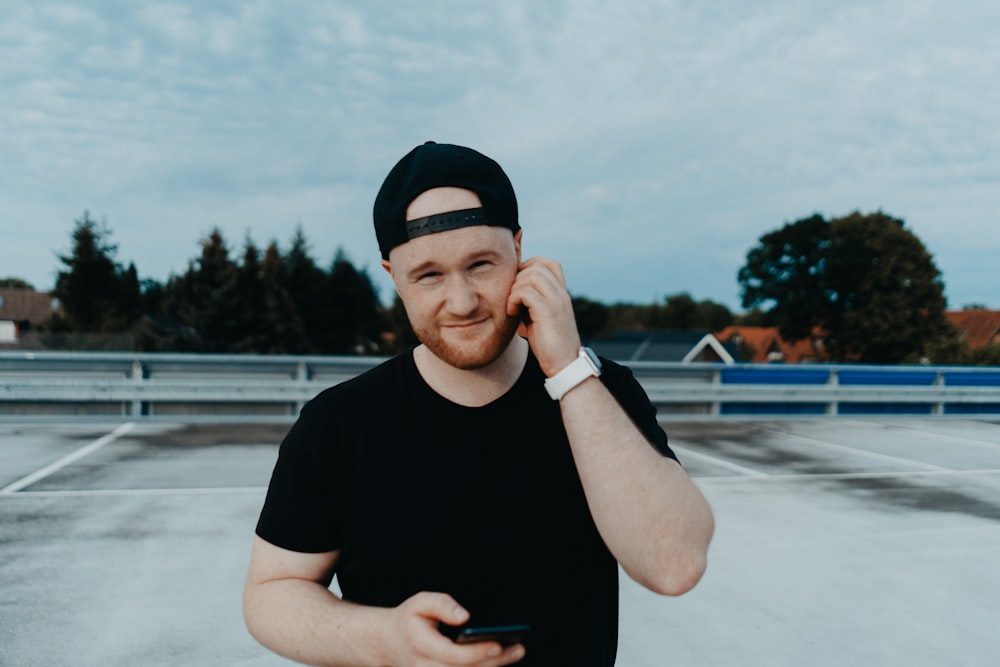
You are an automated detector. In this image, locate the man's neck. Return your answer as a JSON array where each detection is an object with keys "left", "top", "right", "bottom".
[{"left": 414, "top": 336, "right": 529, "bottom": 407}]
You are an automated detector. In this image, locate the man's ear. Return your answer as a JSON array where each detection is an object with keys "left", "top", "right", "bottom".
[
  {"left": 513, "top": 229, "right": 523, "bottom": 262},
  {"left": 381, "top": 259, "right": 401, "bottom": 298}
]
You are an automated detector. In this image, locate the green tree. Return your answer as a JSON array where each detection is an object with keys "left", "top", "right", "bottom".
[
  {"left": 738, "top": 213, "right": 829, "bottom": 354},
  {"left": 283, "top": 227, "right": 330, "bottom": 353},
  {"left": 50, "top": 212, "right": 142, "bottom": 333},
  {"left": 229, "top": 237, "right": 269, "bottom": 352},
  {"left": 603, "top": 303, "right": 650, "bottom": 332},
  {"left": 968, "top": 345, "right": 1000, "bottom": 365},
  {"left": 163, "top": 228, "right": 241, "bottom": 352},
  {"left": 386, "top": 293, "right": 419, "bottom": 353},
  {"left": 695, "top": 299, "right": 735, "bottom": 332},
  {"left": 318, "top": 248, "right": 385, "bottom": 354},
  {"left": 139, "top": 278, "right": 166, "bottom": 316},
  {"left": 600, "top": 293, "right": 733, "bottom": 335},
  {"left": 260, "top": 241, "right": 307, "bottom": 353},
  {"left": 572, "top": 296, "right": 610, "bottom": 341},
  {"left": 659, "top": 293, "right": 698, "bottom": 329},
  {"left": 0, "top": 277, "right": 34, "bottom": 290},
  {"left": 738, "top": 211, "right": 950, "bottom": 363},
  {"left": 656, "top": 293, "right": 732, "bottom": 331}
]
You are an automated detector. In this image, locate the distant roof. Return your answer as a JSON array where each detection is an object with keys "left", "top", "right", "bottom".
[
  {"left": 717, "top": 325, "right": 823, "bottom": 363},
  {"left": 589, "top": 330, "right": 736, "bottom": 363},
  {"left": 946, "top": 309, "right": 1000, "bottom": 349},
  {"left": 0, "top": 289, "right": 61, "bottom": 325}
]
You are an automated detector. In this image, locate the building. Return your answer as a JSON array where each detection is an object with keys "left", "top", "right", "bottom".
[
  {"left": 588, "top": 330, "right": 737, "bottom": 364},
  {"left": 0, "top": 290, "right": 61, "bottom": 348},
  {"left": 946, "top": 309, "right": 1000, "bottom": 350},
  {"left": 721, "top": 312, "right": 1000, "bottom": 364},
  {"left": 716, "top": 325, "right": 825, "bottom": 364}
]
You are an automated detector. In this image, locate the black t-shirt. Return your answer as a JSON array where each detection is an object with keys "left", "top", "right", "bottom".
[{"left": 256, "top": 347, "right": 675, "bottom": 666}]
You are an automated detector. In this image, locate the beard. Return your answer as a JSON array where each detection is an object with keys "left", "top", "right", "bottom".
[{"left": 412, "top": 310, "right": 521, "bottom": 370}]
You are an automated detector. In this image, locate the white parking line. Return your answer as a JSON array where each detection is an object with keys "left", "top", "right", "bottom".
[
  {"left": 761, "top": 427, "right": 950, "bottom": 472},
  {"left": 877, "top": 423, "right": 1000, "bottom": 451},
  {"left": 0, "top": 422, "right": 136, "bottom": 495},
  {"left": 6, "top": 486, "right": 267, "bottom": 498},
  {"left": 699, "top": 467, "right": 1000, "bottom": 483},
  {"left": 672, "top": 445, "right": 770, "bottom": 477}
]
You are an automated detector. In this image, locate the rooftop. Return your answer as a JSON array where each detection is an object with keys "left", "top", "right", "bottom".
[
  {"left": 0, "top": 289, "right": 60, "bottom": 325},
  {"left": 2, "top": 417, "right": 997, "bottom": 665}
]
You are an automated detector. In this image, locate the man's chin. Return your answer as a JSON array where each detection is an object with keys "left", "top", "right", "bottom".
[
  {"left": 431, "top": 339, "right": 510, "bottom": 371},
  {"left": 420, "top": 317, "right": 520, "bottom": 370}
]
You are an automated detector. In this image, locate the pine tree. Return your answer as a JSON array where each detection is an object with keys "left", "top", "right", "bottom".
[
  {"left": 230, "top": 237, "right": 268, "bottom": 353},
  {"left": 320, "top": 248, "right": 384, "bottom": 354},
  {"left": 163, "top": 228, "right": 240, "bottom": 352},
  {"left": 283, "top": 227, "right": 330, "bottom": 353},
  {"left": 51, "top": 212, "right": 142, "bottom": 333},
  {"left": 260, "top": 241, "right": 307, "bottom": 353}
]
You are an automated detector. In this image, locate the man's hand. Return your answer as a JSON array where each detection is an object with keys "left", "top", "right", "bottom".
[
  {"left": 506, "top": 257, "right": 582, "bottom": 377},
  {"left": 245, "top": 539, "right": 525, "bottom": 666},
  {"left": 384, "top": 592, "right": 525, "bottom": 666}
]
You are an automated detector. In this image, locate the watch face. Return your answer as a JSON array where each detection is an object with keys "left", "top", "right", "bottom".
[{"left": 582, "top": 347, "right": 602, "bottom": 372}]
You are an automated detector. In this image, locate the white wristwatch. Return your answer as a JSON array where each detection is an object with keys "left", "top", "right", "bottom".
[{"left": 544, "top": 347, "right": 603, "bottom": 400}]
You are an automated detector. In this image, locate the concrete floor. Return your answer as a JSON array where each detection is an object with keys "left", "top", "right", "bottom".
[{"left": 2, "top": 418, "right": 999, "bottom": 666}]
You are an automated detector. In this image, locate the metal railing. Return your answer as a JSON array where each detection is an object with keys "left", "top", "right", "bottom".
[
  {"left": 0, "top": 351, "right": 380, "bottom": 420},
  {"left": 1, "top": 351, "right": 999, "bottom": 420}
]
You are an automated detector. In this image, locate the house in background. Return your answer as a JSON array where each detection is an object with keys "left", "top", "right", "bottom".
[
  {"left": 716, "top": 325, "right": 825, "bottom": 364},
  {"left": 588, "top": 330, "right": 737, "bottom": 364},
  {"left": 0, "top": 290, "right": 61, "bottom": 348},
  {"left": 721, "top": 312, "right": 1000, "bottom": 364},
  {"left": 946, "top": 309, "right": 1000, "bottom": 351}
]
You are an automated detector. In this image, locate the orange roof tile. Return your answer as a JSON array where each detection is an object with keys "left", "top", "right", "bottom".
[
  {"left": 717, "top": 325, "right": 826, "bottom": 364},
  {"left": 946, "top": 309, "right": 1000, "bottom": 350}
]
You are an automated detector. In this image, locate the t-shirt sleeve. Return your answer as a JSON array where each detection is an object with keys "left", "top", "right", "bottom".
[
  {"left": 255, "top": 394, "right": 343, "bottom": 553},
  {"left": 598, "top": 358, "right": 677, "bottom": 461}
]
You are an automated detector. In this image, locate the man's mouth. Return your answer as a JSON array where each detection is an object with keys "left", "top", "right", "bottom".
[{"left": 443, "top": 317, "right": 489, "bottom": 329}]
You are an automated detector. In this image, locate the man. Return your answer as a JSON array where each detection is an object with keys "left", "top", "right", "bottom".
[{"left": 244, "top": 141, "right": 714, "bottom": 666}]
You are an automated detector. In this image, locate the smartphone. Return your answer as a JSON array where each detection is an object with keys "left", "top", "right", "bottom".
[{"left": 441, "top": 623, "right": 530, "bottom": 647}]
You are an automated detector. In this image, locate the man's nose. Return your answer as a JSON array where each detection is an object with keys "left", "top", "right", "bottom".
[{"left": 444, "top": 276, "right": 479, "bottom": 316}]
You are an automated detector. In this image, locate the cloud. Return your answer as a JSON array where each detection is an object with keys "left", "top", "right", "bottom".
[{"left": 2, "top": 0, "right": 998, "bottom": 311}]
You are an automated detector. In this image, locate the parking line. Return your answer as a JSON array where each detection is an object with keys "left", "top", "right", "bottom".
[
  {"left": 0, "top": 422, "right": 136, "bottom": 495},
  {"left": 877, "top": 423, "right": 1000, "bottom": 451},
  {"left": 699, "top": 467, "right": 1000, "bottom": 483},
  {"left": 760, "top": 427, "right": 950, "bottom": 472},
  {"left": 8, "top": 486, "right": 267, "bottom": 498},
  {"left": 672, "top": 445, "right": 770, "bottom": 477}
]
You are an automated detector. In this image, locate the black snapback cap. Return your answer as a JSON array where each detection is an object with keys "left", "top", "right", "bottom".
[{"left": 373, "top": 141, "right": 519, "bottom": 259}]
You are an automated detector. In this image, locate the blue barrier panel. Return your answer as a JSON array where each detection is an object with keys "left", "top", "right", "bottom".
[
  {"left": 943, "top": 372, "right": 1000, "bottom": 387},
  {"left": 720, "top": 402, "right": 828, "bottom": 415},
  {"left": 721, "top": 368, "right": 830, "bottom": 385},
  {"left": 944, "top": 403, "right": 1000, "bottom": 415},
  {"left": 838, "top": 402, "right": 935, "bottom": 415},
  {"left": 837, "top": 370, "right": 938, "bottom": 386}
]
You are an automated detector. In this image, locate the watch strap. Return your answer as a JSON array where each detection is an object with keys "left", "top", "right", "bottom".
[{"left": 544, "top": 348, "right": 602, "bottom": 400}]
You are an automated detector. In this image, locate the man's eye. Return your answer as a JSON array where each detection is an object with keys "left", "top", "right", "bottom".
[
  {"left": 417, "top": 272, "right": 442, "bottom": 283},
  {"left": 470, "top": 261, "right": 492, "bottom": 272}
]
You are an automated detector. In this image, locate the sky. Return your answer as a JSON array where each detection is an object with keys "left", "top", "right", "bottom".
[{"left": 2, "top": 1, "right": 998, "bottom": 311}]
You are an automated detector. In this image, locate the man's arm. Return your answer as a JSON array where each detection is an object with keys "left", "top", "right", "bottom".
[
  {"left": 243, "top": 536, "right": 526, "bottom": 666},
  {"left": 558, "top": 378, "right": 714, "bottom": 595},
  {"left": 508, "top": 257, "right": 715, "bottom": 596}
]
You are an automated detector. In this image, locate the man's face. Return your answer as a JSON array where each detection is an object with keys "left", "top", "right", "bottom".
[{"left": 382, "top": 187, "right": 522, "bottom": 370}]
